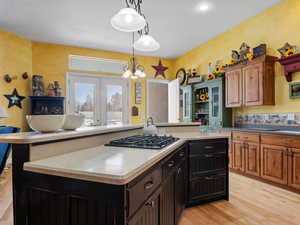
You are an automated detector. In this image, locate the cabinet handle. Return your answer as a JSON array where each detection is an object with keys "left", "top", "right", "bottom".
[
  {"left": 205, "top": 176, "right": 215, "bottom": 180},
  {"left": 204, "top": 154, "right": 214, "bottom": 158},
  {"left": 145, "top": 201, "right": 155, "bottom": 208},
  {"left": 144, "top": 180, "right": 154, "bottom": 190},
  {"left": 179, "top": 152, "right": 185, "bottom": 157},
  {"left": 177, "top": 167, "right": 182, "bottom": 175},
  {"left": 168, "top": 160, "right": 175, "bottom": 168},
  {"left": 204, "top": 146, "right": 214, "bottom": 149}
]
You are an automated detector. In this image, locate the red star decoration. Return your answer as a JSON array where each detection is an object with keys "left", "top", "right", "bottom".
[{"left": 152, "top": 59, "right": 168, "bottom": 78}]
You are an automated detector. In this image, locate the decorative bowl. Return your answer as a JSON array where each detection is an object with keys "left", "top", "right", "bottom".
[
  {"left": 26, "top": 115, "right": 65, "bottom": 133},
  {"left": 63, "top": 114, "right": 85, "bottom": 130}
]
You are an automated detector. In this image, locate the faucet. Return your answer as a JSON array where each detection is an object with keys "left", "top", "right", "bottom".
[{"left": 146, "top": 117, "right": 154, "bottom": 127}]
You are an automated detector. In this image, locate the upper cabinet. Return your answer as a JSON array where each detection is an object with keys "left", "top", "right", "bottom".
[{"left": 224, "top": 55, "right": 277, "bottom": 108}]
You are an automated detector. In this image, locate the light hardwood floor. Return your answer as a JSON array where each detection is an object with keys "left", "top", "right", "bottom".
[{"left": 1, "top": 169, "right": 300, "bottom": 225}]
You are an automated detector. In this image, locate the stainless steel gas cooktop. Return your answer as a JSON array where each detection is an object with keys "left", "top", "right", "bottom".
[{"left": 105, "top": 135, "right": 179, "bottom": 150}]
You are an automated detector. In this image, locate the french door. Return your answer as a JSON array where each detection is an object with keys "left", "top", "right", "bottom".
[{"left": 67, "top": 73, "right": 130, "bottom": 126}]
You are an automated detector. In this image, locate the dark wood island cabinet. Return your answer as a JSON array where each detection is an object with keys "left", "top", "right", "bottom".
[{"left": 11, "top": 136, "right": 229, "bottom": 225}]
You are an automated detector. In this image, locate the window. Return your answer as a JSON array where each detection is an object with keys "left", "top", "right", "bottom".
[{"left": 67, "top": 73, "right": 130, "bottom": 126}]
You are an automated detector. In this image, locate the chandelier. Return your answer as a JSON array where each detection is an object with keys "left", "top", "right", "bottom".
[
  {"left": 123, "top": 33, "right": 146, "bottom": 79},
  {"left": 111, "top": 0, "right": 160, "bottom": 52}
]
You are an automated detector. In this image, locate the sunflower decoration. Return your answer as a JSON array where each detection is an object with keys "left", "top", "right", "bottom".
[
  {"left": 278, "top": 43, "right": 298, "bottom": 58},
  {"left": 285, "top": 49, "right": 295, "bottom": 57},
  {"left": 199, "top": 94, "right": 206, "bottom": 102},
  {"left": 229, "top": 59, "right": 237, "bottom": 65},
  {"left": 247, "top": 52, "right": 254, "bottom": 61},
  {"left": 207, "top": 73, "right": 216, "bottom": 80}
]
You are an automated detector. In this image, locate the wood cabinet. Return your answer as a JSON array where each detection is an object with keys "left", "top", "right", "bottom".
[
  {"left": 225, "top": 68, "right": 243, "bottom": 107},
  {"left": 188, "top": 139, "right": 229, "bottom": 206},
  {"left": 128, "top": 188, "right": 161, "bottom": 225},
  {"left": 260, "top": 144, "right": 288, "bottom": 185},
  {"left": 225, "top": 55, "right": 276, "bottom": 108},
  {"left": 232, "top": 140, "right": 245, "bottom": 172},
  {"left": 245, "top": 142, "right": 260, "bottom": 177},
  {"left": 288, "top": 148, "right": 300, "bottom": 190},
  {"left": 231, "top": 131, "right": 300, "bottom": 193},
  {"left": 174, "top": 163, "right": 186, "bottom": 225},
  {"left": 160, "top": 175, "right": 175, "bottom": 225}
]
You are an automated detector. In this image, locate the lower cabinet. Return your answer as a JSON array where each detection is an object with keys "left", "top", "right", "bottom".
[
  {"left": 128, "top": 188, "right": 161, "bottom": 225},
  {"left": 160, "top": 175, "right": 175, "bottom": 225},
  {"left": 288, "top": 148, "right": 300, "bottom": 190},
  {"left": 232, "top": 140, "right": 245, "bottom": 172},
  {"left": 244, "top": 142, "right": 260, "bottom": 177},
  {"left": 174, "top": 163, "right": 186, "bottom": 225},
  {"left": 188, "top": 139, "right": 229, "bottom": 206},
  {"left": 260, "top": 144, "right": 288, "bottom": 185},
  {"left": 189, "top": 172, "right": 227, "bottom": 202}
]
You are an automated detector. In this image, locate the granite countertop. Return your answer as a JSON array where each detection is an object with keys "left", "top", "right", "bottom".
[
  {"left": 23, "top": 132, "right": 229, "bottom": 185},
  {"left": 0, "top": 122, "right": 201, "bottom": 144},
  {"left": 220, "top": 127, "right": 300, "bottom": 136}
]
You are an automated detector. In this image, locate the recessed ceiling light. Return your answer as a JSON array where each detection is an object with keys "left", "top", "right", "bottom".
[{"left": 196, "top": 2, "right": 213, "bottom": 12}]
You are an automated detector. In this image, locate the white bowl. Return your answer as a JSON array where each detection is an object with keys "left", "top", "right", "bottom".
[
  {"left": 26, "top": 115, "right": 65, "bottom": 133},
  {"left": 63, "top": 114, "right": 85, "bottom": 130}
]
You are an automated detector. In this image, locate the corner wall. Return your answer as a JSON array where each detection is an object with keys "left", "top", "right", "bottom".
[{"left": 174, "top": 0, "right": 300, "bottom": 116}]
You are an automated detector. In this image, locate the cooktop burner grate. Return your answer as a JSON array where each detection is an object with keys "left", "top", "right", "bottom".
[{"left": 105, "top": 135, "right": 179, "bottom": 150}]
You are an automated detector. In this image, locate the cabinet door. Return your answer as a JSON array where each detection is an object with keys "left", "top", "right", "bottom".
[
  {"left": 174, "top": 163, "right": 186, "bottom": 225},
  {"left": 243, "top": 63, "right": 263, "bottom": 106},
  {"left": 225, "top": 69, "right": 242, "bottom": 107},
  {"left": 129, "top": 189, "right": 161, "bottom": 225},
  {"left": 160, "top": 175, "right": 174, "bottom": 225},
  {"left": 288, "top": 148, "right": 300, "bottom": 190},
  {"left": 189, "top": 173, "right": 227, "bottom": 202},
  {"left": 260, "top": 144, "right": 288, "bottom": 185},
  {"left": 245, "top": 142, "right": 260, "bottom": 177},
  {"left": 209, "top": 84, "right": 222, "bottom": 127},
  {"left": 232, "top": 141, "right": 245, "bottom": 172},
  {"left": 182, "top": 86, "right": 192, "bottom": 122},
  {"left": 229, "top": 140, "right": 233, "bottom": 169}
]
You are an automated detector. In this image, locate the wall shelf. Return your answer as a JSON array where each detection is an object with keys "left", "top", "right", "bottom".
[{"left": 277, "top": 53, "right": 300, "bottom": 82}]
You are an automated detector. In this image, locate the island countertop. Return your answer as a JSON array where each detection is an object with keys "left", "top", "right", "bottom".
[
  {"left": 0, "top": 122, "right": 201, "bottom": 144},
  {"left": 23, "top": 132, "right": 229, "bottom": 185}
]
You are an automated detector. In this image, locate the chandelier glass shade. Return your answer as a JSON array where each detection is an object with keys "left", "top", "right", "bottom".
[
  {"left": 134, "top": 34, "right": 160, "bottom": 52},
  {"left": 123, "top": 51, "right": 146, "bottom": 79}
]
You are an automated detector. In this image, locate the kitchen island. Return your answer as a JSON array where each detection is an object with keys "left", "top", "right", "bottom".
[{"left": 0, "top": 123, "right": 229, "bottom": 225}]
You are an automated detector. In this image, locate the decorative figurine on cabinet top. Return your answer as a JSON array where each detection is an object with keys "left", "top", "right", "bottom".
[
  {"left": 32, "top": 75, "right": 45, "bottom": 96},
  {"left": 54, "top": 81, "right": 62, "bottom": 97},
  {"left": 278, "top": 43, "right": 298, "bottom": 58},
  {"left": 239, "top": 42, "right": 251, "bottom": 61},
  {"left": 47, "top": 83, "right": 55, "bottom": 97}
]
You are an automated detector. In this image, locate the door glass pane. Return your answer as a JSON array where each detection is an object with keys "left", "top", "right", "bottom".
[
  {"left": 75, "top": 83, "right": 95, "bottom": 125},
  {"left": 106, "top": 84, "right": 123, "bottom": 125},
  {"left": 184, "top": 92, "right": 190, "bottom": 117},
  {"left": 212, "top": 87, "right": 219, "bottom": 118}
]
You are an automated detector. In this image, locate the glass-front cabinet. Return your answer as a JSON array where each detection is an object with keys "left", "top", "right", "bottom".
[
  {"left": 191, "top": 78, "right": 232, "bottom": 128},
  {"left": 182, "top": 86, "right": 192, "bottom": 122}
]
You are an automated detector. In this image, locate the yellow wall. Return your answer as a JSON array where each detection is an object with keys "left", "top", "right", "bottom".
[
  {"left": 32, "top": 42, "right": 174, "bottom": 124},
  {"left": 0, "top": 30, "right": 32, "bottom": 130},
  {"left": 174, "top": 0, "right": 300, "bottom": 116}
]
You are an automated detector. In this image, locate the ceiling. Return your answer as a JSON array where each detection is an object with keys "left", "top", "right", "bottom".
[{"left": 0, "top": 0, "right": 282, "bottom": 58}]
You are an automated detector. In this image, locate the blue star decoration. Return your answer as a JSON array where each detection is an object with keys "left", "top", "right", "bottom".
[{"left": 4, "top": 88, "right": 26, "bottom": 109}]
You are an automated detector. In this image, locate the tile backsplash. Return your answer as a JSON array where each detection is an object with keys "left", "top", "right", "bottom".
[{"left": 235, "top": 113, "right": 300, "bottom": 126}]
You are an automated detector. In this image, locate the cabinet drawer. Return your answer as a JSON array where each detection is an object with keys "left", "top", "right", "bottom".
[
  {"left": 189, "top": 139, "right": 227, "bottom": 156},
  {"left": 189, "top": 172, "right": 227, "bottom": 202},
  {"left": 189, "top": 153, "right": 227, "bottom": 179},
  {"left": 163, "top": 145, "right": 186, "bottom": 178},
  {"left": 127, "top": 166, "right": 162, "bottom": 217},
  {"left": 261, "top": 134, "right": 300, "bottom": 148},
  {"left": 232, "top": 132, "right": 259, "bottom": 142}
]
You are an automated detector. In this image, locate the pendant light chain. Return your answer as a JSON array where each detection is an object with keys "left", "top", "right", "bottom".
[{"left": 125, "top": 0, "right": 143, "bottom": 14}]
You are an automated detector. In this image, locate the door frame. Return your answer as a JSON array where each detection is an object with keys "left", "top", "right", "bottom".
[
  {"left": 66, "top": 72, "right": 131, "bottom": 125},
  {"left": 146, "top": 79, "right": 170, "bottom": 121}
]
